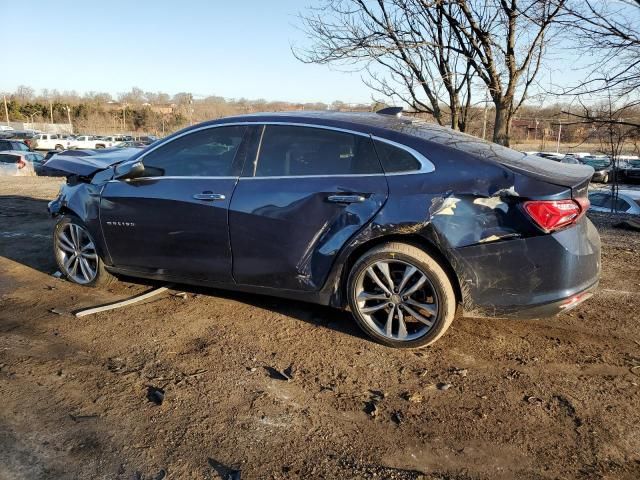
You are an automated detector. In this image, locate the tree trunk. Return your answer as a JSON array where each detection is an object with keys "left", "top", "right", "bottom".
[
  {"left": 493, "top": 101, "right": 512, "bottom": 146},
  {"left": 450, "top": 103, "right": 459, "bottom": 131}
]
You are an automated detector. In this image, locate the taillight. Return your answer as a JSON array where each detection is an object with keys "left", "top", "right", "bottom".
[
  {"left": 523, "top": 198, "right": 589, "bottom": 232},
  {"left": 17, "top": 159, "right": 26, "bottom": 169}
]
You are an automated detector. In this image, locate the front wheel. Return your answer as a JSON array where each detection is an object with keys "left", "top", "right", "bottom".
[
  {"left": 347, "top": 242, "right": 457, "bottom": 348},
  {"left": 53, "top": 216, "right": 116, "bottom": 287}
]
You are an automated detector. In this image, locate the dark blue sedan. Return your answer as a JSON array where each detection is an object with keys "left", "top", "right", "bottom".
[{"left": 47, "top": 110, "right": 600, "bottom": 348}]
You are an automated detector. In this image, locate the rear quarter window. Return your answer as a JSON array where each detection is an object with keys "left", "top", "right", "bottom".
[{"left": 373, "top": 140, "right": 421, "bottom": 173}]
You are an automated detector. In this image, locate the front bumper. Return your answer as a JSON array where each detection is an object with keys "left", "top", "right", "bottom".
[{"left": 454, "top": 216, "right": 601, "bottom": 319}]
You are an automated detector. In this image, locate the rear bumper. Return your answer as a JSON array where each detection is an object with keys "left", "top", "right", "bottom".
[{"left": 453, "top": 216, "right": 601, "bottom": 319}]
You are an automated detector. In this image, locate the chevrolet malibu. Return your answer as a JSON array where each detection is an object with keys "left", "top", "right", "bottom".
[{"left": 47, "top": 110, "right": 600, "bottom": 348}]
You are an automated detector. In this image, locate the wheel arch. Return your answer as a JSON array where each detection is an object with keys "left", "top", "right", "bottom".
[{"left": 333, "top": 233, "right": 463, "bottom": 309}]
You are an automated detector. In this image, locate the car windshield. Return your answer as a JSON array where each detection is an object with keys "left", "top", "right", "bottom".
[{"left": 583, "top": 158, "right": 611, "bottom": 168}]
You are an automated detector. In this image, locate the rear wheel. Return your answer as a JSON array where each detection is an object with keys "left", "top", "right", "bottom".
[
  {"left": 53, "top": 216, "right": 116, "bottom": 287},
  {"left": 347, "top": 242, "right": 456, "bottom": 348},
  {"left": 55, "top": 144, "right": 64, "bottom": 151}
]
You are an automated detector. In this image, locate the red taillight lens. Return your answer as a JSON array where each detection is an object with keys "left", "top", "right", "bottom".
[
  {"left": 17, "top": 159, "right": 26, "bottom": 169},
  {"left": 523, "top": 199, "right": 588, "bottom": 232}
]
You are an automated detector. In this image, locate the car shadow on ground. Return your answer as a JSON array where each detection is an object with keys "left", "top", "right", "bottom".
[{"left": 0, "top": 194, "right": 368, "bottom": 343}]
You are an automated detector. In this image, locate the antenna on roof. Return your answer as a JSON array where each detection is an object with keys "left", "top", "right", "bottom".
[{"left": 376, "top": 106, "right": 403, "bottom": 117}]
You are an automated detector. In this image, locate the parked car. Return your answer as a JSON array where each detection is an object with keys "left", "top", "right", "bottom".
[
  {"left": 561, "top": 156, "right": 581, "bottom": 165},
  {"left": 0, "top": 130, "right": 37, "bottom": 149},
  {"left": 0, "top": 138, "right": 31, "bottom": 152},
  {"left": 70, "top": 135, "right": 108, "bottom": 149},
  {"left": 46, "top": 111, "right": 600, "bottom": 348},
  {"left": 581, "top": 156, "right": 612, "bottom": 183},
  {"left": 589, "top": 189, "right": 640, "bottom": 215},
  {"left": 0, "top": 150, "right": 37, "bottom": 176},
  {"left": 0, "top": 125, "right": 14, "bottom": 131},
  {"left": 565, "top": 152, "right": 592, "bottom": 159},
  {"left": 535, "top": 152, "right": 565, "bottom": 161},
  {"left": 32, "top": 133, "right": 73, "bottom": 151},
  {"left": 115, "top": 141, "right": 149, "bottom": 148},
  {"left": 97, "top": 135, "right": 128, "bottom": 148},
  {"left": 620, "top": 158, "right": 640, "bottom": 183}
]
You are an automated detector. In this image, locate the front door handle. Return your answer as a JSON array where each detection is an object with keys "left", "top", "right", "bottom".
[
  {"left": 327, "top": 194, "right": 366, "bottom": 204},
  {"left": 193, "top": 192, "right": 226, "bottom": 201}
]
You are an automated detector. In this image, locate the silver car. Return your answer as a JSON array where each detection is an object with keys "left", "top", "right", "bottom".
[
  {"left": 0, "top": 150, "right": 38, "bottom": 176},
  {"left": 589, "top": 189, "right": 640, "bottom": 215}
]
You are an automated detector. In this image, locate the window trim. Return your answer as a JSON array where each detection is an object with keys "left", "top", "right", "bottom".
[{"left": 130, "top": 121, "right": 435, "bottom": 180}]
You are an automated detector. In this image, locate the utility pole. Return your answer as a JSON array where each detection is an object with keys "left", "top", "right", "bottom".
[
  {"left": 122, "top": 104, "right": 127, "bottom": 131},
  {"left": 64, "top": 106, "right": 73, "bottom": 133},
  {"left": 556, "top": 120, "right": 562, "bottom": 153},
  {"left": 49, "top": 99, "right": 54, "bottom": 124},
  {"left": 3, "top": 94, "right": 9, "bottom": 126},
  {"left": 188, "top": 94, "right": 193, "bottom": 126}
]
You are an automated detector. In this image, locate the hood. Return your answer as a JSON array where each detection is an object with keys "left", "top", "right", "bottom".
[{"left": 43, "top": 148, "right": 141, "bottom": 177}]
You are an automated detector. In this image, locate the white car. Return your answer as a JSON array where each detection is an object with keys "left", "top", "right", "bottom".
[
  {"left": 565, "top": 152, "right": 592, "bottom": 159},
  {"left": 32, "top": 133, "right": 73, "bottom": 151},
  {"left": 70, "top": 135, "right": 108, "bottom": 149},
  {"left": 589, "top": 189, "right": 640, "bottom": 215},
  {"left": 0, "top": 150, "right": 37, "bottom": 176},
  {"left": 97, "top": 135, "right": 127, "bottom": 148},
  {"left": 0, "top": 125, "right": 14, "bottom": 131}
]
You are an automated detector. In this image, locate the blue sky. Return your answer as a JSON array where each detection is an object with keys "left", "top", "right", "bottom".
[
  {"left": 0, "top": 0, "right": 598, "bottom": 105},
  {"left": 1, "top": 0, "right": 372, "bottom": 103}
]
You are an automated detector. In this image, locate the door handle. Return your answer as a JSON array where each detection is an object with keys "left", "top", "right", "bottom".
[
  {"left": 327, "top": 194, "right": 366, "bottom": 204},
  {"left": 193, "top": 192, "right": 226, "bottom": 201}
]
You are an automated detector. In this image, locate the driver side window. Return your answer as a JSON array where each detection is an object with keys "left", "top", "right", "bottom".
[{"left": 141, "top": 126, "right": 247, "bottom": 177}]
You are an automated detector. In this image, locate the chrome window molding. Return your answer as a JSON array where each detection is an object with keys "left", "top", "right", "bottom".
[
  {"left": 128, "top": 120, "right": 436, "bottom": 180},
  {"left": 240, "top": 173, "right": 386, "bottom": 180}
]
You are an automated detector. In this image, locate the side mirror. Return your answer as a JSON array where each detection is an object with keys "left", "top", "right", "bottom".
[{"left": 114, "top": 160, "right": 145, "bottom": 180}]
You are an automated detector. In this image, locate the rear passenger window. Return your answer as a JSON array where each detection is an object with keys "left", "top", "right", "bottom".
[
  {"left": 374, "top": 140, "right": 421, "bottom": 173},
  {"left": 141, "top": 125, "right": 247, "bottom": 177},
  {"left": 254, "top": 125, "right": 381, "bottom": 177},
  {"left": 0, "top": 154, "right": 19, "bottom": 163}
]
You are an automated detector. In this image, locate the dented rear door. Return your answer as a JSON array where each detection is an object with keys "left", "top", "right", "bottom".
[{"left": 229, "top": 124, "right": 388, "bottom": 291}]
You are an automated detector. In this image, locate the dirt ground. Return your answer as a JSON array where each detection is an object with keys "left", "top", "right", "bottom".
[{"left": 0, "top": 176, "right": 639, "bottom": 480}]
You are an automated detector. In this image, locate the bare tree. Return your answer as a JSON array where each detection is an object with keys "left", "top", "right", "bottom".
[
  {"left": 294, "top": 0, "right": 478, "bottom": 131},
  {"left": 563, "top": 0, "right": 640, "bottom": 97},
  {"left": 296, "top": 0, "right": 564, "bottom": 145},
  {"left": 439, "top": 0, "right": 565, "bottom": 145},
  {"left": 563, "top": 95, "right": 640, "bottom": 211}
]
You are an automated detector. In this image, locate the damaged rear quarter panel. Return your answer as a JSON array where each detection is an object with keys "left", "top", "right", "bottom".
[{"left": 323, "top": 136, "right": 576, "bottom": 310}]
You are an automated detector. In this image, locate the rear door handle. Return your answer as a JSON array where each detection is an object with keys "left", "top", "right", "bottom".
[
  {"left": 327, "top": 194, "right": 366, "bottom": 204},
  {"left": 193, "top": 192, "right": 226, "bottom": 201}
]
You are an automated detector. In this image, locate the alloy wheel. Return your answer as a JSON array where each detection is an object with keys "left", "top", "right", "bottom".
[
  {"left": 354, "top": 259, "right": 439, "bottom": 341},
  {"left": 55, "top": 223, "right": 98, "bottom": 284}
]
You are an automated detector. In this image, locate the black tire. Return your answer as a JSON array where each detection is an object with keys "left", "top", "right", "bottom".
[
  {"left": 53, "top": 215, "right": 117, "bottom": 287},
  {"left": 95, "top": 144, "right": 105, "bottom": 149},
  {"left": 347, "top": 242, "right": 457, "bottom": 348},
  {"left": 55, "top": 144, "right": 64, "bottom": 151}
]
